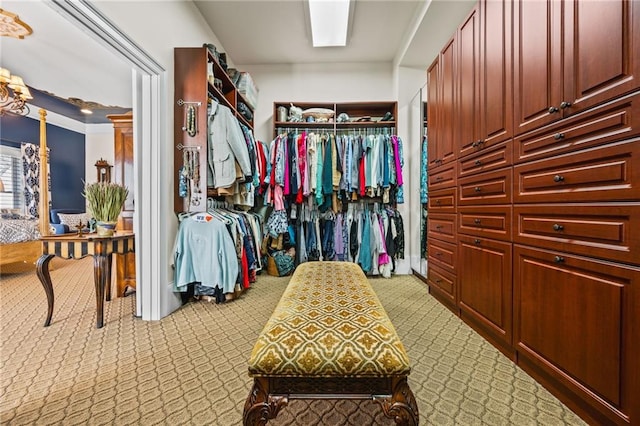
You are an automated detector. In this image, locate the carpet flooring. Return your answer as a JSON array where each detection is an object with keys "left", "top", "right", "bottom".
[{"left": 0, "top": 258, "right": 586, "bottom": 425}]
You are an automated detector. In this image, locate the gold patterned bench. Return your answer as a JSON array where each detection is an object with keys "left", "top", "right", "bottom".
[{"left": 243, "top": 261, "right": 419, "bottom": 425}]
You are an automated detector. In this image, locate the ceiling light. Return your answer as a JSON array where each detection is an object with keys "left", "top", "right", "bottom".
[
  {"left": 0, "top": 67, "right": 32, "bottom": 116},
  {"left": 80, "top": 108, "right": 93, "bottom": 114},
  {"left": 309, "top": 0, "right": 350, "bottom": 47}
]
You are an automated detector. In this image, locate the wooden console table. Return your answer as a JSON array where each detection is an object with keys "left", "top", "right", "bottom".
[{"left": 36, "top": 232, "right": 135, "bottom": 329}]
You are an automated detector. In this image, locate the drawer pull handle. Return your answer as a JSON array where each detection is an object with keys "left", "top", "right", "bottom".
[
  {"left": 554, "top": 256, "right": 565, "bottom": 263},
  {"left": 475, "top": 160, "right": 482, "bottom": 166},
  {"left": 435, "top": 252, "right": 443, "bottom": 256},
  {"left": 474, "top": 219, "right": 481, "bottom": 224},
  {"left": 472, "top": 139, "right": 485, "bottom": 148},
  {"left": 435, "top": 199, "right": 441, "bottom": 204},
  {"left": 474, "top": 186, "right": 482, "bottom": 192},
  {"left": 553, "top": 224, "right": 564, "bottom": 231},
  {"left": 435, "top": 159, "right": 442, "bottom": 164},
  {"left": 553, "top": 133, "right": 565, "bottom": 140},
  {"left": 436, "top": 176, "right": 444, "bottom": 181},
  {"left": 435, "top": 225, "right": 443, "bottom": 230},
  {"left": 548, "top": 106, "right": 559, "bottom": 114},
  {"left": 560, "top": 101, "right": 572, "bottom": 109},
  {"left": 553, "top": 175, "right": 565, "bottom": 182},
  {"left": 435, "top": 279, "right": 443, "bottom": 284},
  {"left": 474, "top": 239, "right": 481, "bottom": 245}
]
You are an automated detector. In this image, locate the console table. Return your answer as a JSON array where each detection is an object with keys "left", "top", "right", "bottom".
[{"left": 36, "top": 232, "right": 135, "bottom": 329}]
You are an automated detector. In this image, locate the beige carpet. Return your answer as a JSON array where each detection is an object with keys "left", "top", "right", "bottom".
[{"left": 0, "top": 258, "right": 586, "bottom": 425}]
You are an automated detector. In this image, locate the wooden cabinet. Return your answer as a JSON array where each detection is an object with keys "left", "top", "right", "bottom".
[
  {"left": 514, "top": 245, "right": 639, "bottom": 425},
  {"left": 514, "top": 0, "right": 640, "bottom": 136},
  {"left": 427, "top": 0, "right": 640, "bottom": 423},
  {"left": 458, "top": 0, "right": 512, "bottom": 159},
  {"left": 428, "top": 37, "right": 457, "bottom": 170},
  {"left": 107, "top": 112, "right": 136, "bottom": 297},
  {"left": 459, "top": 235, "right": 512, "bottom": 354},
  {"left": 173, "top": 47, "right": 255, "bottom": 213},
  {"left": 272, "top": 101, "right": 397, "bottom": 137}
]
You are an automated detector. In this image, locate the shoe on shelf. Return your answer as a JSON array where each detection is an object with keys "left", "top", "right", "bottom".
[{"left": 380, "top": 112, "right": 394, "bottom": 122}]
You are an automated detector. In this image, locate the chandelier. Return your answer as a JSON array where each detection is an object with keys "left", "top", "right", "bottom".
[{"left": 0, "top": 68, "right": 32, "bottom": 116}]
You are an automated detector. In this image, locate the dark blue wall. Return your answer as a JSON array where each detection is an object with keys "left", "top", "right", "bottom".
[{"left": 0, "top": 113, "right": 86, "bottom": 211}]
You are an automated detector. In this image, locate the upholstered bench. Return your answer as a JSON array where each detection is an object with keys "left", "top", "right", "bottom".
[{"left": 244, "top": 261, "right": 419, "bottom": 425}]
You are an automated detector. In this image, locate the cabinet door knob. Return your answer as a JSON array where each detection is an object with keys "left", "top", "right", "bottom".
[
  {"left": 553, "top": 223, "right": 564, "bottom": 231},
  {"left": 475, "top": 160, "right": 482, "bottom": 166},
  {"left": 474, "top": 186, "right": 482, "bottom": 192},
  {"left": 474, "top": 218, "right": 481, "bottom": 224},
  {"left": 553, "top": 133, "right": 565, "bottom": 140},
  {"left": 474, "top": 239, "right": 481, "bottom": 245},
  {"left": 553, "top": 175, "right": 565, "bottom": 182},
  {"left": 560, "top": 101, "right": 572, "bottom": 109},
  {"left": 554, "top": 256, "right": 565, "bottom": 263},
  {"left": 548, "top": 106, "right": 560, "bottom": 114}
]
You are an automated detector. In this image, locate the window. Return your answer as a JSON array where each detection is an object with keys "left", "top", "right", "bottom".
[{"left": 0, "top": 145, "right": 24, "bottom": 212}]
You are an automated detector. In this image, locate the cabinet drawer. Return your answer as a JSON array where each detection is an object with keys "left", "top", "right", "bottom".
[
  {"left": 514, "top": 245, "right": 639, "bottom": 408},
  {"left": 427, "top": 213, "right": 457, "bottom": 244},
  {"left": 514, "top": 91, "right": 640, "bottom": 164},
  {"left": 459, "top": 167, "right": 512, "bottom": 205},
  {"left": 428, "top": 262, "right": 456, "bottom": 306},
  {"left": 514, "top": 139, "right": 640, "bottom": 203},
  {"left": 428, "top": 238, "right": 457, "bottom": 273},
  {"left": 458, "top": 206, "right": 512, "bottom": 241},
  {"left": 428, "top": 188, "right": 456, "bottom": 212},
  {"left": 459, "top": 142, "right": 512, "bottom": 179},
  {"left": 428, "top": 162, "right": 456, "bottom": 190},
  {"left": 514, "top": 204, "right": 640, "bottom": 265}
]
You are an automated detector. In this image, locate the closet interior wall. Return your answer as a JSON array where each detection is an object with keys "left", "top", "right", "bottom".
[{"left": 426, "top": 0, "right": 640, "bottom": 425}]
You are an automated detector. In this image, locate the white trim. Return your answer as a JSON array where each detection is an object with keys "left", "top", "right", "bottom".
[
  {"left": 47, "top": 0, "right": 166, "bottom": 320},
  {"left": 84, "top": 123, "right": 114, "bottom": 135}
]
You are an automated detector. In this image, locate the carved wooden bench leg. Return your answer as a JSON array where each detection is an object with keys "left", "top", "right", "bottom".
[
  {"left": 243, "top": 377, "right": 289, "bottom": 426},
  {"left": 375, "top": 377, "right": 419, "bottom": 426}
]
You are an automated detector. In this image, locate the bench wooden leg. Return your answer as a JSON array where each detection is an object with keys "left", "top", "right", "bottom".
[
  {"left": 375, "top": 377, "right": 419, "bottom": 426},
  {"left": 243, "top": 378, "right": 288, "bottom": 426}
]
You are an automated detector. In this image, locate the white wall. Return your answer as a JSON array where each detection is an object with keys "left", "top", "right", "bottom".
[
  {"left": 240, "top": 62, "right": 394, "bottom": 143},
  {"left": 85, "top": 124, "right": 115, "bottom": 185},
  {"left": 93, "top": 0, "right": 236, "bottom": 318}
]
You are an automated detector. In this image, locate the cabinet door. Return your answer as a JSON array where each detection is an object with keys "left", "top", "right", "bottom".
[
  {"left": 457, "top": 5, "right": 480, "bottom": 159},
  {"left": 439, "top": 37, "right": 457, "bottom": 166},
  {"left": 513, "top": 0, "right": 563, "bottom": 136},
  {"left": 427, "top": 57, "right": 440, "bottom": 170},
  {"left": 479, "top": 0, "right": 512, "bottom": 149},
  {"left": 110, "top": 113, "right": 136, "bottom": 296},
  {"left": 514, "top": 245, "right": 638, "bottom": 424},
  {"left": 563, "top": 0, "right": 640, "bottom": 115},
  {"left": 459, "top": 236, "right": 512, "bottom": 350}
]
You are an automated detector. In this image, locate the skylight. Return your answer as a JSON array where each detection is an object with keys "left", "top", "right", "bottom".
[{"left": 309, "top": 0, "right": 351, "bottom": 47}]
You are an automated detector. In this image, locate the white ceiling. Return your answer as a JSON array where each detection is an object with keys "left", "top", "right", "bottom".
[{"left": 0, "top": 0, "right": 474, "bottom": 117}]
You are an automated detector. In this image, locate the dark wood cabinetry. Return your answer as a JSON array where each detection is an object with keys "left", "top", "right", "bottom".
[
  {"left": 459, "top": 235, "right": 512, "bottom": 354},
  {"left": 427, "top": 0, "right": 640, "bottom": 423},
  {"left": 514, "top": 0, "right": 640, "bottom": 136},
  {"left": 173, "top": 47, "right": 254, "bottom": 213},
  {"left": 107, "top": 112, "right": 136, "bottom": 297}
]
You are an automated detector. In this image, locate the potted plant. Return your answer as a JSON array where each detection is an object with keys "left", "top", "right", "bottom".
[{"left": 82, "top": 181, "right": 129, "bottom": 237}]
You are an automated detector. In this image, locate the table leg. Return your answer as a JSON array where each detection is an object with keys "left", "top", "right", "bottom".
[
  {"left": 93, "top": 254, "right": 110, "bottom": 328},
  {"left": 105, "top": 254, "right": 113, "bottom": 302},
  {"left": 36, "top": 254, "right": 55, "bottom": 327}
]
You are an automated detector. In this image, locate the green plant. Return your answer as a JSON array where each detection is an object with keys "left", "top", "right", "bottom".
[{"left": 82, "top": 181, "right": 129, "bottom": 222}]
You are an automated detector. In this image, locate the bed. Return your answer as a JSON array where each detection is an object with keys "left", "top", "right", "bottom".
[{"left": 0, "top": 109, "right": 50, "bottom": 269}]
